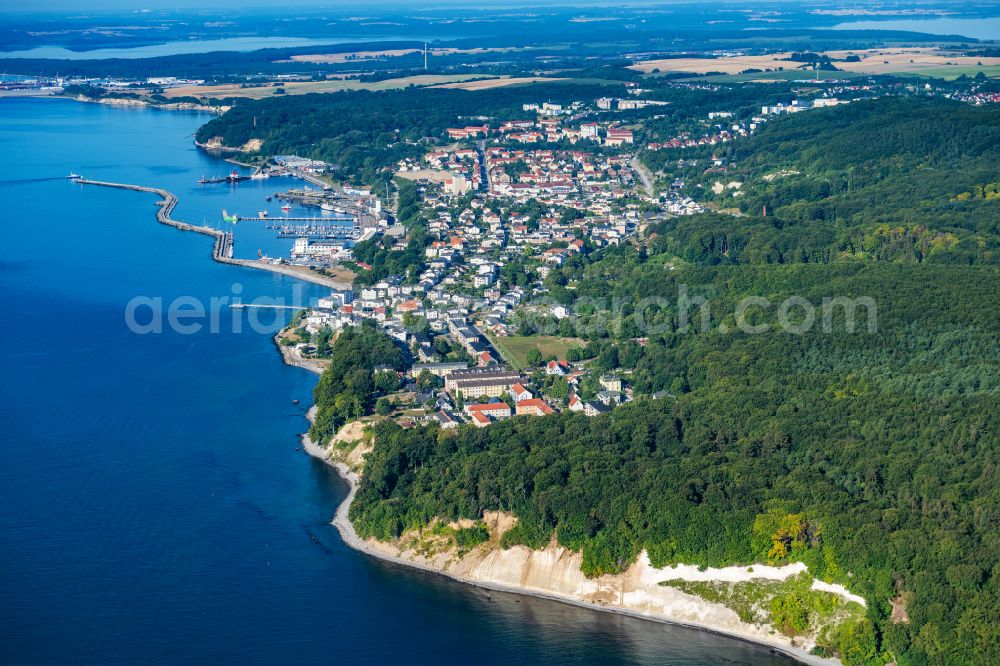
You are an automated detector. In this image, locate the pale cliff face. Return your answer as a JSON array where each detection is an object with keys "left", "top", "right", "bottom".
[
  {"left": 319, "top": 434, "right": 858, "bottom": 666},
  {"left": 358, "top": 512, "right": 855, "bottom": 662}
]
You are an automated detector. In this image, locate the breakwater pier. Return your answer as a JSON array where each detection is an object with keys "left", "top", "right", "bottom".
[{"left": 75, "top": 178, "right": 351, "bottom": 290}]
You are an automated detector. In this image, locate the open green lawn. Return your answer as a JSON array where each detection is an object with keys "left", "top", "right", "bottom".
[{"left": 491, "top": 335, "right": 582, "bottom": 369}]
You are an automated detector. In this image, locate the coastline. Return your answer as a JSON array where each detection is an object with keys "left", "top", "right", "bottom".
[
  {"left": 292, "top": 399, "right": 839, "bottom": 666},
  {"left": 80, "top": 152, "right": 846, "bottom": 666},
  {"left": 273, "top": 331, "right": 329, "bottom": 375},
  {"left": 70, "top": 94, "right": 230, "bottom": 115},
  {"left": 76, "top": 178, "right": 351, "bottom": 290}
]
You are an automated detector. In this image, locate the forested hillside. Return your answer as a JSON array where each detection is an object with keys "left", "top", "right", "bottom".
[
  {"left": 309, "top": 323, "right": 404, "bottom": 444},
  {"left": 645, "top": 98, "right": 1000, "bottom": 265},
  {"left": 350, "top": 98, "right": 1000, "bottom": 665},
  {"left": 352, "top": 259, "right": 1000, "bottom": 664}
]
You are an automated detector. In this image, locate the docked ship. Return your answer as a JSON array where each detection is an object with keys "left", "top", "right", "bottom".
[{"left": 199, "top": 170, "right": 249, "bottom": 185}]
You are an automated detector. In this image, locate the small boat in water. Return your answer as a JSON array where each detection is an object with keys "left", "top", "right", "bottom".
[
  {"left": 265, "top": 196, "right": 272, "bottom": 202},
  {"left": 281, "top": 203, "right": 292, "bottom": 212},
  {"left": 67, "top": 173, "right": 81, "bottom": 180}
]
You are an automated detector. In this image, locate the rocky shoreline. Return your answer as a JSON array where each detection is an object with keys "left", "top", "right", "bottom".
[
  {"left": 288, "top": 392, "right": 845, "bottom": 666},
  {"left": 71, "top": 94, "right": 230, "bottom": 115}
]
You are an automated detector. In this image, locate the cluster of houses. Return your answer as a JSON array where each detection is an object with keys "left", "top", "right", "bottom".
[
  {"left": 500, "top": 118, "right": 635, "bottom": 146},
  {"left": 483, "top": 147, "right": 634, "bottom": 213},
  {"left": 278, "top": 83, "right": 901, "bottom": 433},
  {"left": 438, "top": 98, "right": 645, "bottom": 148},
  {"left": 287, "top": 89, "right": 860, "bottom": 431},
  {"left": 290, "top": 276, "right": 640, "bottom": 430},
  {"left": 419, "top": 148, "right": 482, "bottom": 194},
  {"left": 596, "top": 96, "right": 670, "bottom": 112},
  {"left": 760, "top": 97, "right": 845, "bottom": 115},
  {"left": 404, "top": 364, "right": 630, "bottom": 428}
]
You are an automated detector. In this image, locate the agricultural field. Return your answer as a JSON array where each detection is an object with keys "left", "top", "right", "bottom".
[
  {"left": 830, "top": 47, "right": 1000, "bottom": 75},
  {"left": 633, "top": 48, "right": 1000, "bottom": 80},
  {"left": 696, "top": 70, "right": 863, "bottom": 83},
  {"left": 431, "top": 76, "right": 568, "bottom": 90},
  {"left": 163, "top": 74, "right": 494, "bottom": 99},
  {"left": 630, "top": 53, "right": 797, "bottom": 75}
]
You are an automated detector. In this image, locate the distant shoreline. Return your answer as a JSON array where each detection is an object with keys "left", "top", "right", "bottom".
[
  {"left": 71, "top": 94, "right": 229, "bottom": 115},
  {"left": 9, "top": 92, "right": 233, "bottom": 115}
]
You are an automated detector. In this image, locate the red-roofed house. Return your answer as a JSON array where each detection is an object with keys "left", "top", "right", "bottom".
[
  {"left": 447, "top": 125, "right": 489, "bottom": 139},
  {"left": 466, "top": 402, "right": 511, "bottom": 418},
  {"left": 516, "top": 398, "right": 555, "bottom": 417},
  {"left": 509, "top": 383, "right": 533, "bottom": 402},
  {"left": 546, "top": 360, "right": 571, "bottom": 376},
  {"left": 466, "top": 402, "right": 512, "bottom": 426}
]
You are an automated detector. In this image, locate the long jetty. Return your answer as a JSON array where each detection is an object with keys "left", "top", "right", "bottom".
[{"left": 75, "top": 178, "right": 351, "bottom": 290}]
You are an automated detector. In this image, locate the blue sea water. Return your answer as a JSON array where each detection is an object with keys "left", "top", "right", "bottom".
[
  {"left": 832, "top": 16, "right": 1000, "bottom": 41},
  {"left": 0, "top": 37, "right": 426, "bottom": 61},
  {"left": 0, "top": 98, "right": 797, "bottom": 665}
]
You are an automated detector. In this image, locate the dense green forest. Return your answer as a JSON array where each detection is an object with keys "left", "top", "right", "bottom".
[
  {"left": 352, "top": 259, "right": 1000, "bottom": 665},
  {"left": 347, "top": 97, "right": 1000, "bottom": 664},
  {"left": 643, "top": 98, "right": 1000, "bottom": 265},
  {"left": 308, "top": 323, "right": 404, "bottom": 444}
]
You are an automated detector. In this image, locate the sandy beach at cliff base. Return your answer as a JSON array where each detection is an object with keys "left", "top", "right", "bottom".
[{"left": 294, "top": 404, "right": 843, "bottom": 666}]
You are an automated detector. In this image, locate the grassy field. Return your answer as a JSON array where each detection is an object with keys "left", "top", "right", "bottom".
[
  {"left": 395, "top": 168, "right": 451, "bottom": 182},
  {"left": 164, "top": 74, "right": 495, "bottom": 99},
  {"left": 830, "top": 47, "right": 1000, "bottom": 75},
  {"left": 491, "top": 335, "right": 582, "bottom": 369},
  {"left": 906, "top": 65, "right": 1000, "bottom": 80},
  {"left": 630, "top": 53, "right": 795, "bottom": 75},
  {"left": 688, "top": 70, "right": 863, "bottom": 84},
  {"left": 431, "top": 76, "right": 568, "bottom": 90},
  {"left": 638, "top": 47, "right": 1000, "bottom": 82}
]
